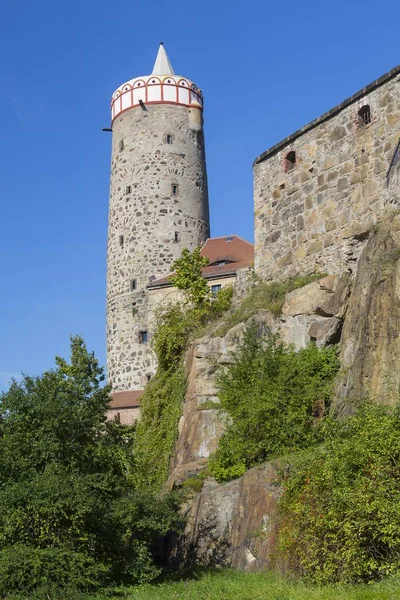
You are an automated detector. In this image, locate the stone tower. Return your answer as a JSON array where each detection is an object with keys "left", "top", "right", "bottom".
[{"left": 106, "top": 44, "right": 210, "bottom": 392}]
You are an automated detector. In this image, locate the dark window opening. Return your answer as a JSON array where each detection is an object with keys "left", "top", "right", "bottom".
[
  {"left": 115, "top": 412, "right": 121, "bottom": 423},
  {"left": 284, "top": 151, "right": 296, "bottom": 172},
  {"left": 174, "top": 232, "right": 180, "bottom": 243},
  {"left": 119, "top": 235, "right": 124, "bottom": 247},
  {"left": 126, "top": 185, "right": 131, "bottom": 194},
  {"left": 130, "top": 279, "right": 137, "bottom": 291},
  {"left": 166, "top": 134, "right": 173, "bottom": 144},
  {"left": 119, "top": 139, "right": 124, "bottom": 151},
  {"left": 225, "top": 236, "right": 233, "bottom": 242},
  {"left": 139, "top": 330, "right": 148, "bottom": 344},
  {"left": 172, "top": 184, "right": 179, "bottom": 195},
  {"left": 358, "top": 105, "right": 371, "bottom": 125},
  {"left": 146, "top": 374, "right": 152, "bottom": 382},
  {"left": 211, "top": 284, "right": 222, "bottom": 296}
]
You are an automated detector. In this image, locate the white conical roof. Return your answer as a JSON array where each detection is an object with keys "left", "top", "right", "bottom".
[{"left": 152, "top": 43, "right": 175, "bottom": 75}]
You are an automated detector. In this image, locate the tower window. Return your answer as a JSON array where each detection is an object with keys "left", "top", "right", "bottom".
[
  {"left": 126, "top": 185, "right": 131, "bottom": 194},
  {"left": 139, "top": 330, "right": 148, "bottom": 344},
  {"left": 284, "top": 151, "right": 296, "bottom": 172},
  {"left": 172, "top": 184, "right": 179, "bottom": 195},
  {"left": 119, "top": 139, "right": 124, "bottom": 151},
  {"left": 358, "top": 105, "right": 371, "bottom": 125},
  {"left": 146, "top": 374, "right": 152, "bottom": 382},
  {"left": 119, "top": 235, "right": 124, "bottom": 247},
  {"left": 166, "top": 134, "right": 173, "bottom": 144},
  {"left": 174, "top": 232, "right": 180, "bottom": 243},
  {"left": 130, "top": 279, "right": 137, "bottom": 291}
]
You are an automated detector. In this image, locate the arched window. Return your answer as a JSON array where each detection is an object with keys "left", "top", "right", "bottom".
[
  {"left": 284, "top": 150, "right": 296, "bottom": 172},
  {"left": 166, "top": 134, "right": 173, "bottom": 144},
  {"left": 358, "top": 105, "right": 371, "bottom": 125}
]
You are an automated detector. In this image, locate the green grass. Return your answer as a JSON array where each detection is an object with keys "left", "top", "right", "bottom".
[
  {"left": 104, "top": 570, "right": 400, "bottom": 600},
  {"left": 212, "top": 273, "right": 325, "bottom": 337}
]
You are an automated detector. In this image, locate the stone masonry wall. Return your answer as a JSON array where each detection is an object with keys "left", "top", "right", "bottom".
[
  {"left": 107, "top": 104, "right": 209, "bottom": 391},
  {"left": 254, "top": 70, "right": 400, "bottom": 280}
]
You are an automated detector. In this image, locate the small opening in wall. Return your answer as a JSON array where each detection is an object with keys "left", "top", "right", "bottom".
[
  {"left": 284, "top": 151, "right": 296, "bottom": 172},
  {"left": 119, "top": 139, "right": 124, "bottom": 151},
  {"left": 174, "top": 231, "right": 180, "bottom": 243},
  {"left": 146, "top": 374, "right": 152, "bottom": 382},
  {"left": 358, "top": 105, "right": 371, "bottom": 125},
  {"left": 279, "top": 183, "right": 285, "bottom": 190},
  {"left": 130, "top": 279, "right": 137, "bottom": 291},
  {"left": 166, "top": 134, "right": 173, "bottom": 144},
  {"left": 139, "top": 330, "right": 148, "bottom": 344},
  {"left": 172, "top": 184, "right": 179, "bottom": 195},
  {"left": 126, "top": 185, "right": 131, "bottom": 194},
  {"left": 115, "top": 412, "right": 121, "bottom": 424},
  {"left": 119, "top": 235, "right": 124, "bottom": 247}
]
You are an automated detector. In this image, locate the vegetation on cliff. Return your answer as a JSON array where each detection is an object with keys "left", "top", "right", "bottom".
[
  {"left": 209, "top": 324, "right": 340, "bottom": 482},
  {"left": 0, "top": 337, "right": 181, "bottom": 597},
  {"left": 133, "top": 247, "right": 233, "bottom": 492},
  {"left": 277, "top": 401, "right": 400, "bottom": 583}
]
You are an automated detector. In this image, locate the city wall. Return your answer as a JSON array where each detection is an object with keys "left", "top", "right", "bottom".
[{"left": 254, "top": 67, "right": 400, "bottom": 280}]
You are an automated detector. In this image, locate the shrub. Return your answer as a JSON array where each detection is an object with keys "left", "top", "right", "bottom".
[
  {"left": 0, "top": 545, "right": 105, "bottom": 596},
  {"left": 209, "top": 325, "right": 339, "bottom": 482},
  {"left": 277, "top": 402, "right": 400, "bottom": 583}
]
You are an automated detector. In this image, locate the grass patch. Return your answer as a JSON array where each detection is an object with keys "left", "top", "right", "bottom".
[
  {"left": 79, "top": 570, "right": 400, "bottom": 600},
  {"left": 213, "top": 273, "right": 325, "bottom": 338}
]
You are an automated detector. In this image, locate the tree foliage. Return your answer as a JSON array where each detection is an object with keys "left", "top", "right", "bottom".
[
  {"left": 277, "top": 402, "right": 400, "bottom": 584},
  {"left": 209, "top": 325, "right": 339, "bottom": 482},
  {"left": 169, "top": 246, "right": 210, "bottom": 308},
  {"left": 0, "top": 336, "right": 181, "bottom": 596}
]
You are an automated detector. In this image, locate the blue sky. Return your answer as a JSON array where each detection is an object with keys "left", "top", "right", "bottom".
[{"left": 0, "top": 0, "right": 399, "bottom": 387}]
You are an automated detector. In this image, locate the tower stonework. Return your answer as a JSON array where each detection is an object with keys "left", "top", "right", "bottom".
[{"left": 106, "top": 44, "right": 210, "bottom": 392}]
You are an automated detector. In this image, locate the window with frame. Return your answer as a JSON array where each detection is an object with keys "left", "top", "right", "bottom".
[
  {"left": 172, "top": 184, "right": 179, "bottom": 195},
  {"left": 126, "top": 185, "right": 132, "bottom": 194},
  {"left": 166, "top": 134, "right": 173, "bottom": 144},
  {"left": 211, "top": 284, "right": 222, "bottom": 296},
  {"left": 358, "top": 105, "right": 371, "bottom": 125}
]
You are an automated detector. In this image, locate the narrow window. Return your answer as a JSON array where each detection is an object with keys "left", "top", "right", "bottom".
[
  {"left": 119, "top": 139, "right": 124, "bottom": 151},
  {"left": 119, "top": 235, "right": 124, "bottom": 247},
  {"left": 126, "top": 185, "right": 131, "bottom": 194},
  {"left": 174, "top": 232, "right": 180, "bottom": 243},
  {"left": 115, "top": 412, "right": 121, "bottom": 423},
  {"left": 284, "top": 151, "right": 296, "bottom": 172},
  {"left": 358, "top": 105, "right": 371, "bottom": 125},
  {"left": 166, "top": 134, "right": 173, "bottom": 144},
  {"left": 146, "top": 374, "right": 152, "bottom": 382},
  {"left": 172, "top": 184, "right": 179, "bottom": 195},
  {"left": 130, "top": 279, "right": 137, "bottom": 291},
  {"left": 211, "top": 284, "right": 222, "bottom": 296},
  {"left": 139, "top": 330, "right": 148, "bottom": 344}
]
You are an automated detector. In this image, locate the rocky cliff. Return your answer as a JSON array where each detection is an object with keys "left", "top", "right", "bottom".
[{"left": 168, "top": 209, "right": 400, "bottom": 570}]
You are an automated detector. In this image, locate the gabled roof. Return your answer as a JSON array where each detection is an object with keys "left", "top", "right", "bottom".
[
  {"left": 147, "top": 235, "right": 254, "bottom": 289},
  {"left": 108, "top": 390, "right": 143, "bottom": 409}
]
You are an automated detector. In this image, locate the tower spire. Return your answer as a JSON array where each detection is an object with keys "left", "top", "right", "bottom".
[{"left": 152, "top": 42, "right": 175, "bottom": 75}]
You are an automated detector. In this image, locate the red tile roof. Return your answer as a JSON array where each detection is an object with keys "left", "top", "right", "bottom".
[
  {"left": 108, "top": 390, "right": 144, "bottom": 409},
  {"left": 148, "top": 235, "right": 254, "bottom": 289}
]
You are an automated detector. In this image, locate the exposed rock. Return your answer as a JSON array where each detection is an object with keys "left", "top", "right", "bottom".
[
  {"left": 172, "top": 463, "right": 282, "bottom": 570},
  {"left": 336, "top": 218, "right": 400, "bottom": 412}
]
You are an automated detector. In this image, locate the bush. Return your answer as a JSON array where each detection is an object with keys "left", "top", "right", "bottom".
[
  {"left": 277, "top": 402, "right": 400, "bottom": 584},
  {"left": 209, "top": 325, "right": 339, "bottom": 482},
  {"left": 0, "top": 545, "right": 105, "bottom": 596}
]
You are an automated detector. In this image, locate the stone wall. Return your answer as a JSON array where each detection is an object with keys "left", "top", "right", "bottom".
[
  {"left": 254, "top": 68, "right": 400, "bottom": 280},
  {"left": 107, "top": 103, "right": 209, "bottom": 391}
]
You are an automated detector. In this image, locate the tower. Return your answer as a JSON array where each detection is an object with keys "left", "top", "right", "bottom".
[{"left": 106, "top": 44, "right": 210, "bottom": 392}]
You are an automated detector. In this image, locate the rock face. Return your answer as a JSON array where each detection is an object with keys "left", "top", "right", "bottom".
[
  {"left": 172, "top": 463, "right": 282, "bottom": 570},
  {"left": 337, "top": 217, "right": 400, "bottom": 412}
]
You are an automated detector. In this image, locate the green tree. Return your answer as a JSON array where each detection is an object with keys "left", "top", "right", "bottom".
[
  {"left": 169, "top": 247, "right": 210, "bottom": 309},
  {"left": 0, "top": 336, "right": 181, "bottom": 596},
  {"left": 210, "top": 325, "right": 340, "bottom": 482}
]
